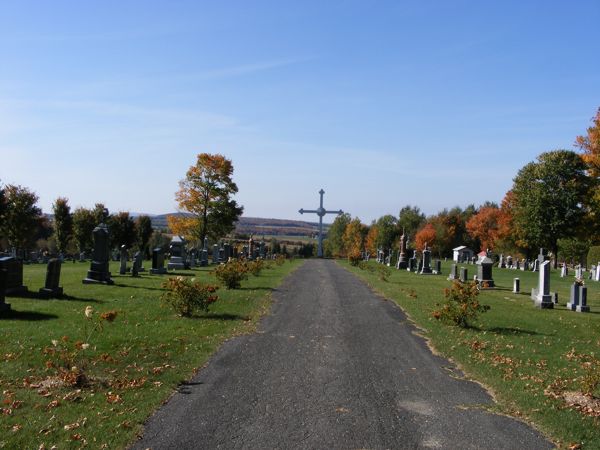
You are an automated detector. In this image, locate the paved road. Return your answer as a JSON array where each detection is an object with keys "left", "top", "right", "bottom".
[{"left": 132, "top": 259, "right": 553, "bottom": 449}]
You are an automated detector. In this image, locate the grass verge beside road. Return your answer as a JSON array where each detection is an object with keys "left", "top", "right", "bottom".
[
  {"left": 1, "top": 259, "right": 302, "bottom": 449},
  {"left": 341, "top": 259, "right": 600, "bottom": 450}
]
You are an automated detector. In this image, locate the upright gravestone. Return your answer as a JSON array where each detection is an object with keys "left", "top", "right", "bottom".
[
  {"left": 513, "top": 278, "right": 520, "bottom": 294},
  {"left": 498, "top": 254, "right": 505, "bottom": 269},
  {"left": 459, "top": 267, "right": 468, "bottom": 283},
  {"left": 567, "top": 283, "right": 580, "bottom": 311},
  {"left": 396, "top": 231, "right": 408, "bottom": 269},
  {"left": 119, "top": 245, "right": 128, "bottom": 275},
  {"left": 433, "top": 259, "right": 442, "bottom": 275},
  {"left": 578, "top": 286, "right": 590, "bottom": 312},
  {"left": 248, "top": 237, "right": 254, "bottom": 260},
  {"left": 522, "top": 260, "right": 528, "bottom": 271},
  {"left": 0, "top": 256, "right": 28, "bottom": 294},
  {"left": 407, "top": 251, "right": 417, "bottom": 272},
  {"left": 132, "top": 251, "right": 142, "bottom": 277},
  {"left": 515, "top": 259, "right": 520, "bottom": 270},
  {"left": 79, "top": 252, "right": 86, "bottom": 262},
  {"left": 575, "top": 265, "right": 583, "bottom": 279},
  {"left": 150, "top": 248, "right": 167, "bottom": 274},
  {"left": 448, "top": 264, "right": 458, "bottom": 281},
  {"left": 476, "top": 256, "right": 495, "bottom": 288},
  {"left": 218, "top": 244, "right": 225, "bottom": 263},
  {"left": 506, "top": 255, "right": 513, "bottom": 268},
  {"left": 420, "top": 245, "right": 432, "bottom": 274},
  {"left": 532, "top": 260, "right": 553, "bottom": 308},
  {"left": 0, "top": 269, "right": 11, "bottom": 311},
  {"left": 167, "top": 236, "right": 187, "bottom": 270},
  {"left": 39, "top": 258, "right": 63, "bottom": 298},
  {"left": 560, "top": 264, "right": 568, "bottom": 278},
  {"left": 200, "top": 237, "right": 209, "bottom": 267},
  {"left": 83, "top": 223, "right": 114, "bottom": 285},
  {"left": 212, "top": 244, "right": 219, "bottom": 264},
  {"left": 532, "top": 260, "right": 539, "bottom": 272}
]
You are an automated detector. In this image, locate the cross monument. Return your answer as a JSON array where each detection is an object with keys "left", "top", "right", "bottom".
[{"left": 299, "top": 189, "right": 343, "bottom": 258}]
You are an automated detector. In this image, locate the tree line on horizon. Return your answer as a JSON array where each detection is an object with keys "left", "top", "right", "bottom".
[{"left": 324, "top": 107, "right": 600, "bottom": 268}]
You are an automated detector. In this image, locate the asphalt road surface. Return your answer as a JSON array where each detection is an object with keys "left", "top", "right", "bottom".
[{"left": 132, "top": 259, "right": 554, "bottom": 450}]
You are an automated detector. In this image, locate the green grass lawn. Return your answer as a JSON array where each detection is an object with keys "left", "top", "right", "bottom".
[
  {"left": 341, "top": 259, "right": 600, "bottom": 449},
  {"left": 1, "top": 258, "right": 303, "bottom": 449}
]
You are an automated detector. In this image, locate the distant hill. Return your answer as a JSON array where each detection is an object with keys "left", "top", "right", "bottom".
[{"left": 151, "top": 214, "right": 328, "bottom": 238}]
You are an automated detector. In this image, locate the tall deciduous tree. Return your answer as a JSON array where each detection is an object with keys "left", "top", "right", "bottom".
[
  {"left": 374, "top": 214, "right": 398, "bottom": 251},
  {"left": 109, "top": 212, "right": 136, "bottom": 249},
  {"left": 2, "top": 184, "right": 43, "bottom": 254},
  {"left": 135, "top": 215, "right": 154, "bottom": 257},
  {"left": 397, "top": 205, "right": 425, "bottom": 239},
  {"left": 324, "top": 212, "right": 351, "bottom": 257},
  {"left": 342, "top": 218, "right": 368, "bottom": 258},
  {"left": 511, "top": 150, "right": 593, "bottom": 267},
  {"left": 576, "top": 107, "right": 600, "bottom": 177},
  {"left": 466, "top": 206, "right": 502, "bottom": 251},
  {"left": 72, "top": 207, "right": 96, "bottom": 254},
  {"left": 169, "top": 153, "right": 243, "bottom": 244},
  {"left": 415, "top": 223, "right": 437, "bottom": 252},
  {"left": 52, "top": 197, "right": 73, "bottom": 255}
]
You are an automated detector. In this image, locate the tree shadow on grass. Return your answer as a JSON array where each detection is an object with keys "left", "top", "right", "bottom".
[
  {"left": 8, "top": 291, "right": 103, "bottom": 303},
  {"left": 0, "top": 309, "right": 59, "bottom": 321},
  {"left": 472, "top": 325, "right": 547, "bottom": 336},
  {"left": 192, "top": 313, "right": 249, "bottom": 321},
  {"left": 112, "top": 283, "right": 164, "bottom": 292}
]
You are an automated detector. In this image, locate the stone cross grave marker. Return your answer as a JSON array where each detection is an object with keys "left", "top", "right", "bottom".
[{"left": 299, "top": 189, "right": 343, "bottom": 258}]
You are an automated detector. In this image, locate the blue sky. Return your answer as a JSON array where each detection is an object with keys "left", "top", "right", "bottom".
[{"left": 1, "top": 1, "right": 599, "bottom": 223}]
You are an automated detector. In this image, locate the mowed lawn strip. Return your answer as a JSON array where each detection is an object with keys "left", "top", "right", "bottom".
[
  {"left": 341, "top": 259, "right": 600, "bottom": 449},
  {"left": 1, "top": 259, "right": 303, "bottom": 449}
]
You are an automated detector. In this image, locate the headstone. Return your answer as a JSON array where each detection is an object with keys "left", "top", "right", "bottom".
[
  {"left": 476, "top": 256, "right": 495, "bottom": 288},
  {"left": 459, "top": 267, "right": 468, "bottom": 283},
  {"left": 538, "top": 248, "right": 549, "bottom": 264},
  {"left": 119, "top": 245, "right": 128, "bottom": 275},
  {"left": 150, "top": 248, "right": 167, "bottom": 274},
  {"left": 407, "top": 253, "right": 417, "bottom": 272},
  {"left": 498, "top": 254, "right": 505, "bottom": 269},
  {"left": 420, "top": 245, "right": 432, "bottom": 274},
  {"left": 447, "top": 264, "right": 458, "bottom": 281},
  {"left": 513, "top": 278, "right": 520, "bottom": 294},
  {"left": 218, "top": 244, "right": 225, "bottom": 263},
  {"left": 560, "top": 264, "right": 567, "bottom": 278},
  {"left": 577, "top": 286, "right": 590, "bottom": 312},
  {"left": 167, "top": 236, "right": 188, "bottom": 270},
  {"left": 132, "top": 251, "right": 142, "bottom": 277},
  {"left": 200, "top": 237, "right": 209, "bottom": 266},
  {"left": 595, "top": 263, "right": 600, "bottom": 282},
  {"left": 83, "top": 223, "right": 114, "bottom": 285},
  {"left": 79, "top": 251, "right": 86, "bottom": 262},
  {"left": 248, "top": 236, "right": 254, "bottom": 260},
  {"left": 212, "top": 244, "right": 219, "bottom": 264},
  {"left": 532, "top": 260, "right": 539, "bottom": 272},
  {"left": 0, "top": 257, "right": 28, "bottom": 294},
  {"left": 532, "top": 261, "right": 553, "bottom": 309},
  {"left": 522, "top": 259, "right": 528, "bottom": 271},
  {"left": 433, "top": 259, "right": 442, "bottom": 275},
  {"left": 575, "top": 265, "right": 583, "bottom": 279},
  {"left": 39, "top": 258, "right": 63, "bottom": 298},
  {"left": 0, "top": 269, "right": 11, "bottom": 311},
  {"left": 397, "top": 231, "right": 408, "bottom": 269}
]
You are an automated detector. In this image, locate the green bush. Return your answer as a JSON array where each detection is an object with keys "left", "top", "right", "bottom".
[
  {"left": 161, "top": 276, "right": 219, "bottom": 316},
  {"left": 347, "top": 250, "right": 362, "bottom": 266},
  {"left": 587, "top": 246, "right": 600, "bottom": 268},
  {"left": 432, "top": 280, "right": 489, "bottom": 328},
  {"left": 214, "top": 260, "right": 249, "bottom": 289}
]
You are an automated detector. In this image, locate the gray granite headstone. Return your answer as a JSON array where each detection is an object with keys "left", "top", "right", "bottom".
[
  {"left": 167, "top": 236, "right": 187, "bottom": 270},
  {"left": 132, "top": 251, "right": 142, "bottom": 277},
  {"left": 433, "top": 259, "right": 442, "bottom": 275},
  {"left": 119, "top": 245, "right": 128, "bottom": 275},
  {"left": 533, "top": 261, "right": 553, "bottom": 308},
  {"left": 447, "top": 264, "right": 458, "bottom": 281},
  {"left": 397, "top": 232, "right": 408, "bottom": 269},
  {"left": 82, "top": 223, "right": 114, "bottom": 285},
  {"left": 39, "top": 258, "right": 63, "bottom": 298},
  {"left": 212, "top": 244, "right": 219, "bottom": 264},
  {"left": 459, "top": 267, "right": 468, "bottom": 283},
  {"left": 567, "top": 283, "right": 580, "bottom": 311},
  {"left": 420, "top": 246, "right": 432, "bottom": 274}
]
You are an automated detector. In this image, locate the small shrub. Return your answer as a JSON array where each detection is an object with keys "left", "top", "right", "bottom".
[
  {"left": 214, "top": 259, "right": 249, "bottom": 289},
  {"left": 358, "top": 261, "right": 374, "bottom": 272},
  {"left": 275, "top": 254, "right": 286, "bottom": 266},
  {"left": 247, "top": 259, "right": 264, "bottom": 277},
  {"left": 377, "top": 265, "right": 391, "bottom": 282},
  {"left": 348, "top": 250, "right": 362, "bottom": 266},
  {"left": 433, "top": 280, "right": 489, "bottom": 328},
  {"left": 161, "top": 276, "right": 219, "bottom": 316}
]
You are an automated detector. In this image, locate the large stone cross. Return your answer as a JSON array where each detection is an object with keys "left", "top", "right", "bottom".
[{"left": 299, "top": 189, "right": 343, "bottom": 258}]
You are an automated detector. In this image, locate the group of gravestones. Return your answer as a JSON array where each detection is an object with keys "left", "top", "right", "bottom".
[{"left": 372, "top": 232, "right": 444, "bottom": 276}]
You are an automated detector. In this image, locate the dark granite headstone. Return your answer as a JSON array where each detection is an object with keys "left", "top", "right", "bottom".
[
  {"left": 0, "top": 269, "right": 10, "bottom": 311},
  {"left": 83, "top": 223, "right": 114, "bottom": 285},
  {"left": 167, "top": 236, "right": 188, "bottom": 270},
  {"left": 39, "top": 258, "right": 63, "bottom": 298},
  {"left": 150, "top": 248, "right": 167, "bottom": 274},
  {"left": 0, "top": 256, "right": 28, "bottom": 295},
  {"left": 419, "top": 246, "right": 432, "bottom": 274},
  {"left": 132, "top": 251, "right": 142, "bottom": 277},
  {"left": 477, "top": 256, "right": 495, "bottom": 288}
]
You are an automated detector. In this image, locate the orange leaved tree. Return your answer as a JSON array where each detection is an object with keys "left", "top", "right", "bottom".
[
  {"left": 414, "top": 223, "right": 436, "bottom": 252},
  {"left": 576, "top": 107, "right": 600, "bottom": 177},
  {"left": 169, "top": 153, "right": 243, "bottom": 244}
]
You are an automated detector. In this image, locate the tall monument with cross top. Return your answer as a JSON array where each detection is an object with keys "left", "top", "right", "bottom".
[{"left": 299, "top": 189, "right": 343, "bottom": 258}]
